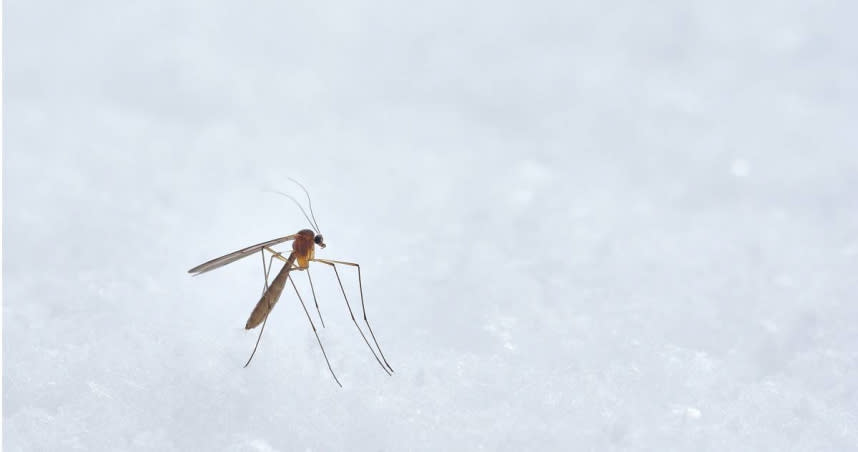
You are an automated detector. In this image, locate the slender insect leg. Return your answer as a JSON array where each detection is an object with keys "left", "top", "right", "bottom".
[
  {"left": 314, "top": 259, "right": 394, "bottom": 373},
  {"left": 245, "top": 250, "right": 276, "bottom": 368},
  {"left": 305, "top": 268, "right": 325, "bottom": 328},
  {"left": 264, "top": 246, "right": 291, "bottom": 264},
  {"left": 289, "top": 275, "right": 342, "bottom": 387},
  {"left": 260, "top": 250, "right": 277, "bottom": 294},
  {"left": 244, "top": 318, "right": 270, "bottom": 368},
  {"left": 264, "top": 246, "right": 324, "bottom": 326},
  {"left": 311, "top": 259, "right": 392, "bottom": 376}
]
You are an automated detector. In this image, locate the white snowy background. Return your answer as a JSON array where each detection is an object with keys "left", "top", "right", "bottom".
[{"left": 5, "top": 0, "right": 858, "bottom": 450}]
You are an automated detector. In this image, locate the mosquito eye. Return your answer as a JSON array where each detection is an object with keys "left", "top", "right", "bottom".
[{"left": 314, "top": 235, "right": 324, "bottom": 245}]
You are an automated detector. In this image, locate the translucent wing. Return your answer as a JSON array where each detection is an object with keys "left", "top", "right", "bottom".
[{"left": 188, "top": 235, "right": 297, "bottom": 276}]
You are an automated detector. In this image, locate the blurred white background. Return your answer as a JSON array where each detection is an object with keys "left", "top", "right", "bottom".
[{"left": 5, "top": 0, "right": 858, "bottom": 450}]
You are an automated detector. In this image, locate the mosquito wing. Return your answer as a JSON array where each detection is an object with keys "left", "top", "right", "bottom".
[{"left": 188, "top": 235, "right": 297, "bottom": 276}]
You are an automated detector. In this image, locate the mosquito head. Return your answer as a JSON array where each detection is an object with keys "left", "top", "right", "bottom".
[{"left": 314, "top": 234, "right": 326, "bottom": 249}]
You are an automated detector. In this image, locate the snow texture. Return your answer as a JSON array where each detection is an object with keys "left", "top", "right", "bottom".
[{"left": 5, "top": 0, "right": 858, "bottom": 450}]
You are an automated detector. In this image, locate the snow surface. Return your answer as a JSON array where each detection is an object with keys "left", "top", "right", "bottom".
[{"left": 4, "top": 0, "right": 858, "bottom": 450}]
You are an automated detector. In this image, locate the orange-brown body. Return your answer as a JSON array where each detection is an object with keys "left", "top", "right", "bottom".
[{"left": 292, "top": 229, "right": 317, "bottom": 268}]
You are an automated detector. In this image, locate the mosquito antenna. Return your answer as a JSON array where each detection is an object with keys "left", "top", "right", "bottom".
[
  {"left": 265, "top": 190, "right": 317, "bottom": 233},
  {"left": 287, "top": 177, "right": 322, "bottom": 235}
]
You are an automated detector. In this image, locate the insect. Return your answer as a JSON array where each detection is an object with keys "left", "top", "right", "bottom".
[{"left": 187, "top": 180, "right": 393, "bottom": 387}]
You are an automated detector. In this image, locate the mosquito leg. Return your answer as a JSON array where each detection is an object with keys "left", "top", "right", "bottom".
[
  {"left": 260, "top": 250, "right": 276, "bottom": 294},
  {"left": 314, "top": 258, "right": 394, "bottom": 373},
  {"left": 264, "top": 247, "right": 320, "bottom": 325},
  {"left": 245, "top": 250, "right": 276, "bottom": 368},
  {"left": 261, "top": 247, "right": 296, "bottom": 295},
  {"left": 311, "top": 259, "right": 391, "bottom": 376},
  {"left": 305, "top": 268, "right": 325, "bottom": 328},
  {"left": 244, "top": 315, "right": 270, "bottom": 368},
  {"left": 289, "top": 274, "right": 342, "bottom": 387},
  {"left": 244, "top": 250, "right": 297, "bottom": 368},
  {"left": 264, "top": 246, "right": 291, "bottom": 264}
]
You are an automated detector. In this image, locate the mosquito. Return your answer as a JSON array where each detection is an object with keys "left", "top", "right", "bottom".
[{"left": 187, "top": 180, "right": 394, "bottom": 387}]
